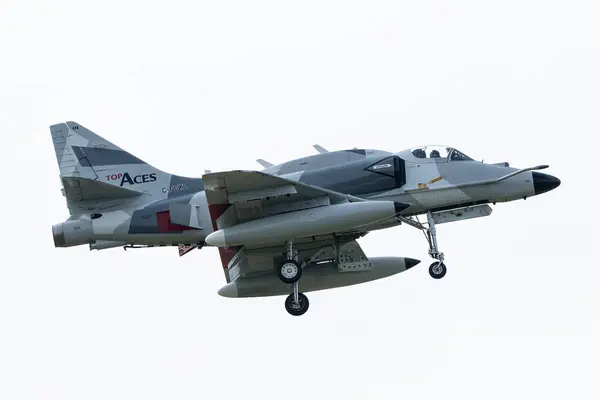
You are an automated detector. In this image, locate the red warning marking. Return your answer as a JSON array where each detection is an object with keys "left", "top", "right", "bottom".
[
  {"left": 156, "top": 211, "right": 198, "bottom": 233},
  {"left": 207, "top": 203, "right": 230, "bottom": 231},
  {"left": 207, "top": 203, "right": 241, "bottom": 269}
]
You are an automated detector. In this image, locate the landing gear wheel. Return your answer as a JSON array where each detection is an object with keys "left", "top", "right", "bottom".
[
  {"left": 277, "top": 260, "right": 302, "bottom": 284},
  {"left": 429, "top": 262, "right": 447, "bottom": 279},
  {"left": 285, "top": 292, "right": 309, "bottom": 316}
]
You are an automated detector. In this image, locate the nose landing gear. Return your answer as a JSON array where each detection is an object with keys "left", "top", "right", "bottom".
[
  {"left": 398, "top": 211, "right": 448, "bottom": 279},
  {"left": 425, "top": 211, "right": 446, "bottom": 279}
]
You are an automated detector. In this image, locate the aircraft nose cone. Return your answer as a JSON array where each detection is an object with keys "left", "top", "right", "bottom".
[{"left": 532, "top": 172, "right": 561, "bottom": 195}]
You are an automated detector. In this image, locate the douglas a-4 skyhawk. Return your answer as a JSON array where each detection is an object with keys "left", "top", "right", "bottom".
[{"left": 50, "top": 122, "right": 560, "bottom": 316}]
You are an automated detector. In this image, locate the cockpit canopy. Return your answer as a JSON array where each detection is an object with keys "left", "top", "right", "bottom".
[{"left": 411, "top": 145, "right": 473, "bottom": 161}]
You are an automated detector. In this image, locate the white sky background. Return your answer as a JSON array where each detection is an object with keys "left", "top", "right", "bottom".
[{"left": 0, "top": 0, "right": 598, "bottom": 399}]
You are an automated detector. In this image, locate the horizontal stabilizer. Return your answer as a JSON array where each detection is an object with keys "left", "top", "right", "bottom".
[{"left": 61, "top": 176, "right": 143, "bottom": 203}]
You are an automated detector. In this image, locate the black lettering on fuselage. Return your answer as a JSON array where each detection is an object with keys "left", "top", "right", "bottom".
[{"left": 120, "top": 172, "right": 157, "bottom": 186}]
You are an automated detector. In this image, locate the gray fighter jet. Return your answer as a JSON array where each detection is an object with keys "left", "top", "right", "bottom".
[{"left": 50, "top": 121, "right": 560, "bottom": 316}]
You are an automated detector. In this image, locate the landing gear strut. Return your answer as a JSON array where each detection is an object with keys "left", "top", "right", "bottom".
[
  {"left": 425, "top": 211, "right": 447, "bottom": 279},
  {"left": 278, "top": 241, "right": 309, "bottom": 316},
  {"left": 397, "top": 211, "right": 447, "bottom": 279}
]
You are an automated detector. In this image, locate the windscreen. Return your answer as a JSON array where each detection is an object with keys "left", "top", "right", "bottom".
[{"left": 450, "top": 149, "right": 473, "bottom": 161}]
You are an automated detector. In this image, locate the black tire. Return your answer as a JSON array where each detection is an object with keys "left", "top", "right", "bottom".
[
  {"left": 277, "top": 260, "right": 302, "bottom": 284},
  {"left": 429, "top": 261, "right": 447, "bottom": 279},
  {"left": 285, "top": 292, "right": 310, "bottom": 316}
]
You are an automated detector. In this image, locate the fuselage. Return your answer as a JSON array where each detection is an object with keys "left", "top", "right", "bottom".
[
  {"left": 52, "top": 145, "right": 560, "bottom": 249},
  {"left": 274, "top": 147, "right": 538, "bottom": 214}
]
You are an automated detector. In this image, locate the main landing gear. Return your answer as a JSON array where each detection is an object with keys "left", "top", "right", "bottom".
[
  {"left": 398, "top": 211, "right": 447, "bottom": 279},
  {"left": 278, "top": 241, "right": 309, "bottom": 316}
]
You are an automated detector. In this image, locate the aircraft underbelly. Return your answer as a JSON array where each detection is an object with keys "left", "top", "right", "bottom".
[
  {"left": 94, "top": 231, "right": 206, "bottom": 245},
  {"left": 217, "top": 256, "right": 417, "bottom": 298}
]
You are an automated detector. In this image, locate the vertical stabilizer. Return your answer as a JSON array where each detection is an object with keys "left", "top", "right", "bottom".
[{"left": 50, "top": 121, "right": 205, "bottom": 215}]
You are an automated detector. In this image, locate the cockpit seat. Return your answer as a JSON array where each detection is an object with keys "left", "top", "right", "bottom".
[
  {"left": 412, "top": 148, "right": 426, "bottom": 158},
  {"left": 430, "top": 150, "right": 440, "bottom": 158}
]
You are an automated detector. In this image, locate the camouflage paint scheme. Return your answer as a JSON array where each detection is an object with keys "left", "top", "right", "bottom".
[
  {"left": 51, "top": 122, "right": 209, "bottom": 248},
  {"left": 50, "top": 121, "right": 560, "bottom": 306}
]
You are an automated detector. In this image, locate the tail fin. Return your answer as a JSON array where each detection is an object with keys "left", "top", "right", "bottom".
[{"left": 50, "top": 121, "right": 204, "bottom": 215}]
